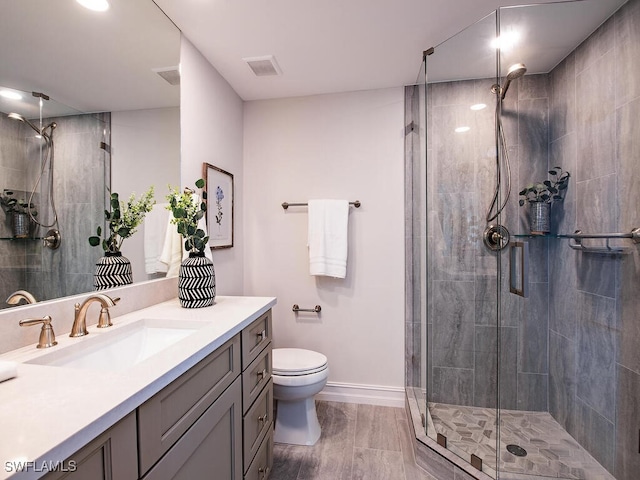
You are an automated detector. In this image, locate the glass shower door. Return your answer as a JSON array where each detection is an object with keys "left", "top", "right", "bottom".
[{"left": 423, "top": 9, "right": 503, "bottom": 475}]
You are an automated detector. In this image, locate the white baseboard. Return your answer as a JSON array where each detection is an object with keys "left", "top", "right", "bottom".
[{"left": 316, "top": 382, "right": 405, "bottom": 408}]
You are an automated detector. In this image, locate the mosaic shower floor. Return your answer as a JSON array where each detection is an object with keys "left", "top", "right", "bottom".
[{"left": 428, "top": 403, "right": 614, "bottom": 480}]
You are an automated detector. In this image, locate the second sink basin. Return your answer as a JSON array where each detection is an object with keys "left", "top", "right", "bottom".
[{"left": 26, "top": 318, "right": 208, "bottom": 371}]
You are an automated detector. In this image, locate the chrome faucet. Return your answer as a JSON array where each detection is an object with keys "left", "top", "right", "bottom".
[
  {"left": 6, "top": 290, "right": 37, "bottom": 305},
  {"left": 70, "top": 294, "right": 120, "bottom": 337}
]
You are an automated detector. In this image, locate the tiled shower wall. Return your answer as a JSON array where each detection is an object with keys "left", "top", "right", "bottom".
[
  {"left": 423, "top": 73, "right": 550, "bottom": 412},
  {"left": 548, "top": 0, "right": 640, "bottom": 477},
  {"left": 0, "top": 114, "right": 28, "bottom": 302},
  {"left": 0, "top": 113, "right": 108, "bottom": 305}
]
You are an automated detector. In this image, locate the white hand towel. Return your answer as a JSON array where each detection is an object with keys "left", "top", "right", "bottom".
[
  {"left": 144, "top": 203, "right": 170, "bottom": 274},
  {"left": 0, "top": 360, "right": 17, "bottom": 383},
  {"left": 159, "top": 196, "right": 213, "bottom": 278},
  {"left": 159, "top": 214, "right": 183, "bottom": 277},
  {"left": 308, "top": 199, "right": 349, "bottom": 278}
]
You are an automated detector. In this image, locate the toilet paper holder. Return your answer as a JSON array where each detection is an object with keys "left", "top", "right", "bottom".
[{"left": 292, "top": 304, "right": 321, "bottom": 313}]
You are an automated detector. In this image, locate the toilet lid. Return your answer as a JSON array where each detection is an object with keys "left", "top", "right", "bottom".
[{"left": 272, "top": 348, "right": 328, "bottom": 376}]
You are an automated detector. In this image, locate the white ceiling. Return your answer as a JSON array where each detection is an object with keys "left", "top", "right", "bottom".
[
  {"left": 0, "top": 0, "right": 180, "bottom": 117},
  {"left": 153, "top": 0, "right": 621, "bottom": 101},
  {"left": 0, "top": 0, "right": 627, "bottom": 115}
]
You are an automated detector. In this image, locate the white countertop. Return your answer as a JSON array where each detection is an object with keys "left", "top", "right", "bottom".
[{"left": 0, "top": 295, "right": 276, "bottom": 480}]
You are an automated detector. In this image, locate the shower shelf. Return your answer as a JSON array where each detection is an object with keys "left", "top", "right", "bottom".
[
  {"left": 513, "top": 227, "right": 640, "bottom": 254},
  {"left": 0, "top": 237, "right": 42, "bottom": 241}
]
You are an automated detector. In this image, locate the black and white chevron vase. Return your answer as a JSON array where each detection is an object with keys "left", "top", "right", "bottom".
[
  {"left": 94, "top": 252, "right": 133, "bottom": 290},
  {"left": 178, "top": 253, "right": 216, "bottom": 308}
]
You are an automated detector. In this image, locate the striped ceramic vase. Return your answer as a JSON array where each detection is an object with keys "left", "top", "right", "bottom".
[
  {"left": 178, "top": 252, "right": 216, "bottom": 308},
  {"left": 94, "top": 252, "right": 133, "bottom": 290}
]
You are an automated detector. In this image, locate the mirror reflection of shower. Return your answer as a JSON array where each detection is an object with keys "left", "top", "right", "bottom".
[
  {"left": 7, "top": 97, "right": 61, "bottom": 245},
  {"left": 485, "top": 62, "right": 527, "bottom": 224}
]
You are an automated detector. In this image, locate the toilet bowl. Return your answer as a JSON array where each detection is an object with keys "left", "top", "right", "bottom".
[{"left": 272, "top": 348, "right": 328, "bottom": 446}]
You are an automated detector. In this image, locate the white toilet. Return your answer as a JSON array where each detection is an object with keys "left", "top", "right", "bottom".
[{"left": 272, "top": 348, "right": 329, "bottom": 446}]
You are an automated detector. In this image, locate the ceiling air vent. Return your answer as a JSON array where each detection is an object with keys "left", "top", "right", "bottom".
[
  {"left": 153, "top": 66, "right": 180, "bottom": 86},
  {"left": 243, "top": 55, "right": 282, "bottom": 77}
]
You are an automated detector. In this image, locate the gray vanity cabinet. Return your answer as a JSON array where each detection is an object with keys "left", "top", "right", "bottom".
[
  {"left": 42, "top": 309, "right": 273, "bottom": 480},
  {"left": 42, "top": 412, "right": 138, "bottom": 480}
]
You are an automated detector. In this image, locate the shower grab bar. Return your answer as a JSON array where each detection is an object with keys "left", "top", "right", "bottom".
[
  {"left": 282, "top": 200, "right": 361, "bottom": 210},
  {"left": 292, "top": 304, "right": 321, "bottom": 313},
  {"left": 567, "top": 227, "right": 640, "bottom": 254}
]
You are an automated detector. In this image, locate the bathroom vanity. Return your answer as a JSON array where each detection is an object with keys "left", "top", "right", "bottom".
[{"left": 0, "top": 296, "right": 275, "bottom": 480}]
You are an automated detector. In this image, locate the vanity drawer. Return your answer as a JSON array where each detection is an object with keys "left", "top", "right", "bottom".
[
  {"left": 138, "top": 334, "right": 241, "bottom": 476},
  {"left": 142, "top": 377, "right": 243, "bottom": 480},
  {"left": 242, "top": 344, "right": 272, "bottom": 412},
  {"left": 244, "top": 431, "right": 273, "bottom": 480},
  {"left": 243, "top": 379, "right": 273, "bottom": 471},
  {"left": 242, "top": 310, "right": 272, "bottom": 368}
]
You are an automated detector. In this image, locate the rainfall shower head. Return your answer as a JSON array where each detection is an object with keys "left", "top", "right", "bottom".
[{"left": 498, "top": 63, "right": 527, "bottom": 100}]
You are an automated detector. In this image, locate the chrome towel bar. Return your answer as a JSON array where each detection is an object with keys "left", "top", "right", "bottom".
[
  {"left": 292, "top": 304, "right": 321, "bottom": 313},
  {"left": 282, "top": 200, "right": 361, "bottom": 210}
]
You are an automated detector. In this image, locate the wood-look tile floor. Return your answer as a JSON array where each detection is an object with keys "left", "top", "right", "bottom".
[{"left": 271, "top": 401, "right": 436, "bottom": 480}]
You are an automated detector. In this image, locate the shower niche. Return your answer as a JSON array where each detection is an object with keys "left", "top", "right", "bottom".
[{"left": 406, "top": 0, "right": 640, "bottom": 479}]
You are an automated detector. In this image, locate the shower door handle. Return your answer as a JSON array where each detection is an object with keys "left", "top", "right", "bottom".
[{"left": 509, "top": 241, "right": 528, "bottom": 298}]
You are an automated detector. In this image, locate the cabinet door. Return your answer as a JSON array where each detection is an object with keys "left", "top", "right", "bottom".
[
  {"left": 43, "top": 412, "right": 137, "bottom": 480},
  {"left": 142, "top": 377, "right": 243, "bottom": 480},
  {"left": 138, "top": 334, "right": 241, "bottom": 475}
]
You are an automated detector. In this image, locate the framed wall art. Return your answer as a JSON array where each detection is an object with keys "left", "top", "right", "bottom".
[{"left": 203, "top": 163, "right": 233, "bottom": 249}]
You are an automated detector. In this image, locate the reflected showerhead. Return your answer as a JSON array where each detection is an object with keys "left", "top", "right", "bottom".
[
  {"left": 8, "top": 112, "right": 25, "bottom": 122},
  {"left": 7, "top": 112, "right": 42, "bottom": 135},
  {"left": 499, "top": 63, "right": 527, "bottom": 100}
]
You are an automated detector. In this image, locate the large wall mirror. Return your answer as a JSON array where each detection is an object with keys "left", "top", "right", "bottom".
[{"left": 0, "top": 0, "right": 181, "bottom": 308}]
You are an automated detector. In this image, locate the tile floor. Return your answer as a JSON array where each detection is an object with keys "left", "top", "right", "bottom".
[
  {"left": 271, "top": 401, "right": 436, "bottom": 480},
  {"left": 428, "top": 403, "right": 615, "bottom": 480}
]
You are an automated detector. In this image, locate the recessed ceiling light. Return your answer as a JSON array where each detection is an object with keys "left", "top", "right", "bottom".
[
  {"left": 470, "top": 103, "right": 487, "bottom": 111},
  {"left": 455, "top": 126, "right": 471, "bottom": 133},
  {"left": 0, "top": 90, "right": 22, "bottom": 100},
  {"left": 491, "top": 31, "right": 520, "bottom": 51},
  {"left": 76, "top": 0, "right": 109, "bottom": 12}
]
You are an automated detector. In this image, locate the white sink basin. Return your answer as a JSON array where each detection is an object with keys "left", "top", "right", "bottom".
[{"left": 26, "top": 318, "right": 207, "bottom": 371}]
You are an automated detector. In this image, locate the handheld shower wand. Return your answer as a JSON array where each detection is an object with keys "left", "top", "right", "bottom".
[
  {"left": 499, "top": 63, "right": 527, "bottom": 100},
  {"left": 486, "top": 63, "right": 528, "bottom": 225},
  {"left": 7, "top": 112, "right": 59, "bottom": 229}
]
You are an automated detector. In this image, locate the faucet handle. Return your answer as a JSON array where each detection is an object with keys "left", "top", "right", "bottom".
[
  {"left": 19, "top": 315, "right": 58, "bottom": 349},
  {"left": 97, "top": 296, "right": 120, "bottom": 328}
]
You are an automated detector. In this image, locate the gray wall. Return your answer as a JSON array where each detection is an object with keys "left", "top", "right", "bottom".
[
  {"left": 548, "top": 0, "right": 640, "bottom": 477},
  {"left": 0, "top": 113, "right": 28, "bottom": 303},
  {"left": 423, "top": 73, "right": 550, "bottom": 412}
]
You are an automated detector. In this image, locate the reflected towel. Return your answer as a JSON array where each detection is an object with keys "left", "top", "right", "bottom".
[
  {"left": 144, "top": 203, "right": 170, "bottom": 274},
  {"left": 308, "top": 199, "right": 349, "bottom": 278},
  {"left": 0, "top": 361, "right": 17, "bottom": 383},
  {"left": 159, "top": 196, "right": 213, "bottom": 277}
]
